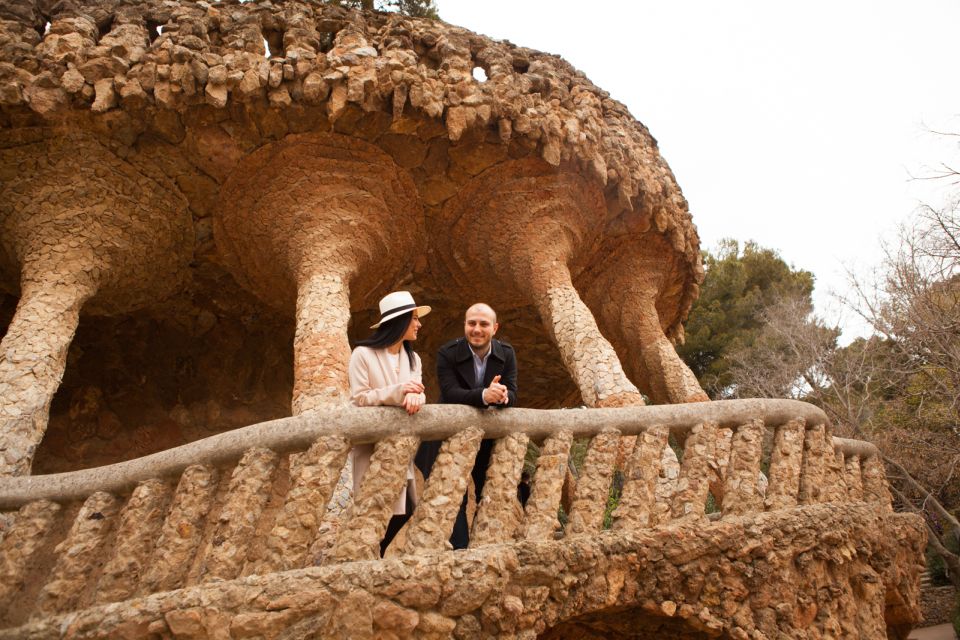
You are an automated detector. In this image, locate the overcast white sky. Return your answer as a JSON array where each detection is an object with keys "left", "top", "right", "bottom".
[{"left": 440, "top": 1, "right": 960, "bottom": 338}]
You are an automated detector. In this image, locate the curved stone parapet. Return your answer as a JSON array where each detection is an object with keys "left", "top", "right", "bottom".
[{"left": 0, "top": 400, "right": 924, "bottom": 638}]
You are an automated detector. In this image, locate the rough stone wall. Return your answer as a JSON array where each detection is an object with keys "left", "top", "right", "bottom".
[
  {"left": 0, "top": 0, "right": 712, "bottom": 473},
  {"left": 0, "top": 503, "right": 924, "bottom": 640}
]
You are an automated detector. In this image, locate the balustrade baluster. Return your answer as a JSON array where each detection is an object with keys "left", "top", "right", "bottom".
[
  {"left": 612, "top": 425, "right": 669, "bottom": 529},
  {"left": 471, "top": 432, "right": 530, "bottom": 547},
  {"left": 198, "top": 447, "right": 278, "bottom": 582},
  {"left": 37, "top": 491, "right": 119, "bottom": 615},
  {"left": 861, "top": 455, "right": 892, "bottom": 510},
  {"left": 720, "top": 419, "right": 765, "bottom": 517},
  {"left": 523, "top": 429, "right": 573, "bottom": 541},
  {"left": 818, "top": 430, "right": 848, "bottom": 503},
  {"left": 255, "top": 436, "right": 351, "bottom": 573},
  {"left": 670, "top": 421, "right": 718, "bottom": 521},
  {"left": 329, "top": 434, "right": 420, "bottom": 562},
  {"left": 764, "top": 418, "right": 805, "bottom": 511},
  {"left": 566, "top": 428, "right": 621, "bottom": 535},
  {"left": 843, "top": 455, "right": 864, "bottom": 501},
  {"left": 0, "top": 500, "right": 60, "bottom": 616},
  {"left": 397, "top": 427, "right": 483, "bottom": 555},
  {"left": 95, "top": 479, "right": 171, "bottom": 604},
  {"left": 139, "top": 464, "right": 219, "bottom": 595},
  {"left": 798, "top": 424, "right": 827, "bottom": 505}
]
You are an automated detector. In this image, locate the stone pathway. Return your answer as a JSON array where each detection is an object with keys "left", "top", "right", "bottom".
[{"left": 909, "top": 623, "right": 958, "bottom": 639}]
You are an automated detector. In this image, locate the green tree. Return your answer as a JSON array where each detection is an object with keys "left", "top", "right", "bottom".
[{"left": 677, "top": 239, "right": 815, "bottom": 396}]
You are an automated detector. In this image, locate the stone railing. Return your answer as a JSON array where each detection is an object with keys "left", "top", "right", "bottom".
[{"left": 0, "top": 399, "right": 892, "bottom": 631}]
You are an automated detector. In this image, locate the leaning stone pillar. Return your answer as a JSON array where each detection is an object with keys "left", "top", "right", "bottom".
[
  {"left": 585, "top": 240, "right": 708, "bottom": 405},
  {"left": 216, "top": 132, "right": 423, "bottom": 412},
  {"left": 0, "top": 132, "right": 192, "bottom": 476},
  {"left": 518, "top": 239, "right": 642, "bottom": 407},
  {"left": 437, "top": 159, "right": 643, "bottom": 408},
  {"left": 0, "top": 278, "right": 94, "bottom": 476}
]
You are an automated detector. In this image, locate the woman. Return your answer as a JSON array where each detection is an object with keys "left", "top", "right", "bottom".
[{"left": 348, "top": 291, "right": 430, "bottom": 555}]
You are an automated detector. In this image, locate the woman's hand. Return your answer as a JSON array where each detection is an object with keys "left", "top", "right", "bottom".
[
  {"left": 401, "top": 380, "right": 425, "bottom": 395},
  {"left": 402, "top": 392, "right": 424, "bottom": 415}
]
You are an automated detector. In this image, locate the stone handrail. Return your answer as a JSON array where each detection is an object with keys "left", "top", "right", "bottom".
[
  {"left": 0, "top": 399, "right": 859, "bottom": 508},
  {"left": 0, "top": 397, "right": 898, "bottom": 634}
]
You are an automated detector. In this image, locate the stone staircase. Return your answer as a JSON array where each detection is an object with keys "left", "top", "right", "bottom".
[{"left": 0, "top": 399, "right": 925, "bottom": 639}]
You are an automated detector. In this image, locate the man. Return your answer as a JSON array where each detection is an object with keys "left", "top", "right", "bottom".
[{"left": 434, "top": 302, "right": 518, "bottom": 548}]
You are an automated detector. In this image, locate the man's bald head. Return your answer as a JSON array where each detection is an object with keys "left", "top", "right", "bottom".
[
  {"left": 464, "top": 303, "right": 499, "bottom": 353},
  {"left": 465, "top": 303, "right": 497, "bottom": 323}
]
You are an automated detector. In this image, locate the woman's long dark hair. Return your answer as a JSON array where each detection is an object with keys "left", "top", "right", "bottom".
[{"left": 355, "top": 310, "right": 416, "bottom": 368}]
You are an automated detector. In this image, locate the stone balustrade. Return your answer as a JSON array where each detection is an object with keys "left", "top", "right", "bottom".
[{"left": 0, "top": 399, "right": 916, "bottom": 638}]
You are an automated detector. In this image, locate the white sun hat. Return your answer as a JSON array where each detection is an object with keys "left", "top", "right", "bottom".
[{"left": 370, "top": 291, "right": 432, "bottom": 328}]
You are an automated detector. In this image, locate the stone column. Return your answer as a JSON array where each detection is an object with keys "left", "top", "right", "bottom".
[
  {"left": 292, "top": 270, "right": 354, "bottom": 414},
  {"left": 519, "top": 238, "right": 642, "bottom": 408},
  {"left": 437, "top": 159, "right": 644, "bottom": 408},
  {"left": 215, "top": 132, "right": 423, "bottom": 413},
  {"left": 586, "top": 242, "right": 708, "bottom": 405},
  {"left": 0, "top": 132, "right": 192, "bottom": 476},
  {"left": 0, "top": 278, "right": 95, "bottom": 475}
]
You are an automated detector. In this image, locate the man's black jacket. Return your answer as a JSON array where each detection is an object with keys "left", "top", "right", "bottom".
[{"left": 436, "top": 337, "right": 518, "bottom": 407}]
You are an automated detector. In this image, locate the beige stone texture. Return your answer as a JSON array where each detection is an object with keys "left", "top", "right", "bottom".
[
  {"left": 670, "top": 421, "right": 718, "bottom": 521},
  {"left": 0, "top": 400, "right": 927, "bottom": 637},
  {"left": 862, "top": 454, "right": 893, "bottom": 510},
  {"left": 330, "top": 434, "right": 420, "bottom": 562},
  {"left": 0, "top": 0, "right": 711, "bottom": 475},
  {"left": 765, "top": 418, "right": 806, "bottom": 511},
  {"left": 798, "top": 422, "right": 828, "bottom": 505},
  {"left": 0, "top": 132, "right": 192, "bottom": 476},
  {"left": 523, "top": 429, "right": 574, "bottom": 541},
  {"left": 823, "top": 441, "right": 851, "bottom": 503},
  {"left": 845, "top": 454, "right": 866, "bottom": 501},
  {"left": 400, "top": 427, "right": 482, "bottom": 554},
  {"left": 581, "top": 242, "right": 708, "bottom": 405},
  {"left": 37, "top": 491, "right": 119, "bottom": 615},
  {"left": 0, "top": 0, "right": 926, "bottom": 635},
  {"left": 215, "top": 133, "right": 423, "bottom": 413},
  {"left": 720, "top": 419, "right": 766, "bottom": 517},
  {"left": 0, "top": 503, "right": 924, "bottom": 640},
  {"left": 437, "top": 160, "right": 646, "bottom": 409},
  {"left": 0, "top": 499, "right": 60, "bottom": 613},
  {"left": 140, "top": 464, "right": 219, "bottom": 595},
  {"left": 255, "top": 435, "right": 351, "bottom": 573},
  {"left": 613, "top": 425, "right": 669, "bottom": 529},
  {"left": 94, "top": 478, "right": 171, "bottom": 604},
  {"left": 566, "top": 428, "right": 620, "bottom": 536},
  {"left": 469, "top": 431, "right": 528, "bottom": 548},
  {"left": 197, "top": 447, "right": 278, "bottom": 582}
]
